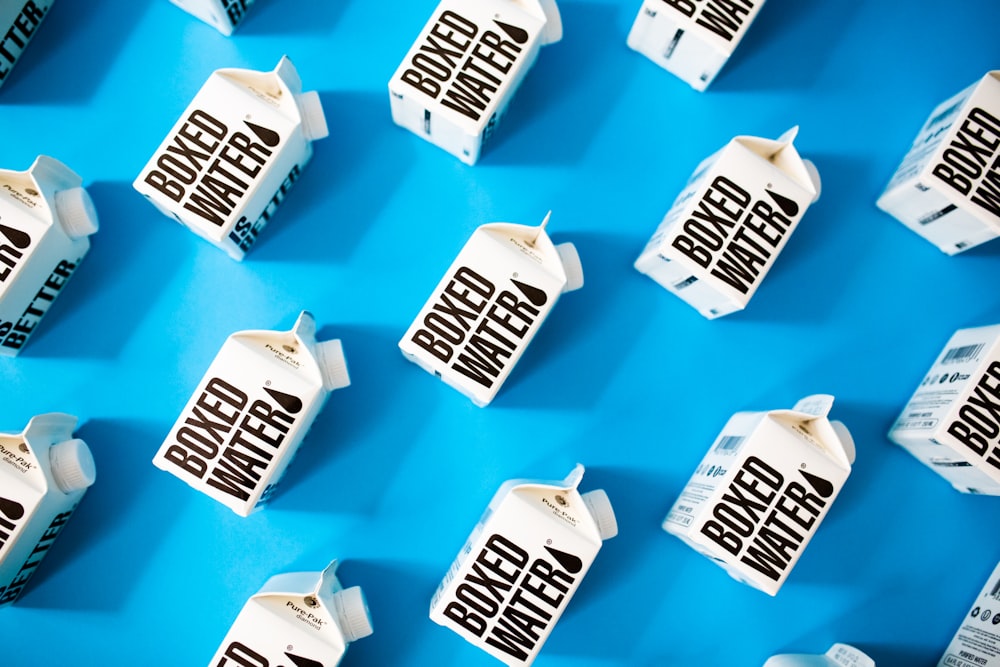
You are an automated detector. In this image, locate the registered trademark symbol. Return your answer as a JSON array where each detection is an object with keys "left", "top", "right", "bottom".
[
  {"left": 800, "top": 463, "right": 807, "bottom": 469},
  {"left": 265, "top": 380, "right": 271, "bottom": 386},
  {"left": 546, "top": 539, "right": 552, "bottom": 545},
  {"left": 287, "top": 644, "right": 293, "bottom": 651},
  {"left": 512, "top": 272, "right": 518, "bottom": 278}
]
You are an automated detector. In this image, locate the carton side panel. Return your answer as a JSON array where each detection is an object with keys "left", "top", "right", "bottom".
[{"left": 877, "top": 178, "right": 998, "bottom": 254}]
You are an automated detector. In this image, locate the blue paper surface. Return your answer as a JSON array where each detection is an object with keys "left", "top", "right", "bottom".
[{"left": 1, "top": 1, "right": 999, "bottom": 665}]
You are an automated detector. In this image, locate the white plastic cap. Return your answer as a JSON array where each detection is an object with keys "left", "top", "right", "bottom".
[
  {"left": 831, "top": 420, "right": 856, "bottom": 465},
  {"left": 332, "top": 585, "right": 373, "bottom": 642},
  {"left": 537, "top": 0, "right": 563, "bottom": 45},
  {"left": 55, "top": 187, "right": 99, "bottom": 239},
  {"left": 802, "top": 159, "right": 822, "bottom": 203},
  {"left": 556, "top": 242, "right": 584, "bottom": 293},
  {"left": 581, "top": 489, "right": 618, "bottom": 540},
  {"left": 297, "top": 91, "right": 329, "bottom": 142},
  {"left": 316, "top": 339, "right": 351, "bottom": 391},
  {"left": 49, "top": 438, "right": 96, "bottom": 493}
]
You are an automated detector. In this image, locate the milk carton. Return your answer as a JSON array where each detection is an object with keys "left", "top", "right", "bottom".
[
  {"left": 765, "top": 644, "right": 875, "bottom": 667},
  {"left": 388, "top": 0, "right": 562, "bottom": 165},
  {"left": 399, "top": 213, "right": 583, "bottom": 406},
  {"left": 153, "top": 311, "right": 350, "bottom": 516},
  {"left": 663, "top": 394, "right": 855, "bottom": 596},
  {"left": 626, "top": 0, "right": 765, "bottom": 91},
  {"left": 209, "top": 560, "right": 373, "bottom": 667},
  {"left": 134, "top": 56, "right": 328, "bottom": 260},
  {"left": 938, "top": 560, "right": 1000, "bottom": 667},
  {"left": 877, "top": 72, "right": 1000, "bottom": 254},
  {"left": 888, "top": 324, "right": 1000, "bottom": 495},
  {"left": 0, "top": 413, "right": 96, "bottom": 607},
  {"left": 169, "top": 0, "right": 255, "bottom": 36},
  {"left": 634, "top": 127, "right": 820, "bottom": 319},
  {"left": 0, "top": 155, "right": 99, "bottom": 356},
  {"left": 430, "top": 464, "right": 617, "bottom": 666},
  {"left": 0, "top": 1, "right": 52, "bottom": 90}
]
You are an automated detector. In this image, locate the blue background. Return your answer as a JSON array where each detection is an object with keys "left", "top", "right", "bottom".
[{"left": 2, "top": 0, "right": 999, "bottom": 665}]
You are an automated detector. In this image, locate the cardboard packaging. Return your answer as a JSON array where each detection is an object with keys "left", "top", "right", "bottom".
[
  {"left": 938, "top": 560, "right": 1000, "bottom": 667},
  {"left": 388, "top": 0, "right": 562, "bottom": 165},
  {"left": 399, "top": 213, "right": 583, "bottom": 406},
  {"left": 877, "top": 72, "right": 1000, "bottom": 255},
  {"left": 634, "top": 127, "right": 820, "bottom": 319},
  {"left": 626, "top": 0, "right": 766, "bottom": 91},
  {"left": 0, "top": 413, "right": 96, "bottom": 607},
  {"left": 430, "top": 464, "right": 617, "bottom": 666},
  {"left": 169, "top": 0, "right": 255, "bottom": 36},
  {"left": 888, "top": 324, "right": 1000, "bottom": 495},
  {"left": 134, "top": 56, "right": 328, "bottom": 260},
  {"left": 0, "top": 155, "right": 99, "bottom": 356},
  {"left": 210, "top": 560, "right": 373, "bottom": 667},
  {"left": 153, "top": 311, "right": 350, "bottom": 516},
  {"left": 765, "top": 644, "right": 875, "bottom": 667},
  {"left": 0, "top": 1, "right": 52, "bottom": 90},
  {"left": 663, "top": 394, "right": 855, "bottom": 596}
]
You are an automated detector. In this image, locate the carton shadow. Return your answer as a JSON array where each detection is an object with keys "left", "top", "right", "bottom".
[
  {"left": 236, "top": 0, "right": 347, "bottom": 37},
  {"left": 252, "top": 91, "right": 414, "bottom": 264},
  {"left": 339, "top": 559, "right": 443, "bottom": 666},
  {"left": 484, "top": 2, "right": 630, "bottom": 167},
  {"left": 498, "top": 231, "right": 650, "bottom": 410},
  {"left": 0, "top": 0, "right": 149, "bottom": 104},
  {"left": 17, "top": 418, "right": 177, "bottom": 612},
  {"left": 21, "top": 180, "right": 188, "bottom": 359},
  {"left": 732, "top": 154, "right": 873, "bottom": 325},
  {"left": 715, "top": 0, "right": 864, "bottom": 92},
  {"left": 272, "top": 324, "right": 433, "bottom": 515}
]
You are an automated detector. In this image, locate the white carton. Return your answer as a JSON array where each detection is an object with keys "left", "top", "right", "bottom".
[
  {"left": 153, "top": 311, "right": 350, "bottom": 516},
  {"left": 765, "top": 644, "right": 875, "bottom": 667},
  {"left": 388, "top": 0, "right": 562, "bottom": 165},
  {"left": 0, "top": 155, "right": 99, "bottom": 356},
  {"left": 169, "top": 0, "right": 255, "bottom": 36},
  {"left": 888, "top": 324, "right": 1000, "bottom": 495},
  {"left": 634, "top": 127, "right": 820, "bottom": 319},
  {"left": 210, "top": 560, "right": 373, "bottom": 667},
  {"left": 0, "top": 413, "right": 96, "bottom": 607},
  {"left": 938, "top": 560, "right": 1000, "bottom": 667},
  {"left": 430, "top": 464, "right": 617, "bottom": 666},
  {"left": 877, "top": 72, "right": 1000, "bottom": 255},
  {"left": 134, "top": 56, "right": 328, "bottom": 260},
  {"left": 626, "top": 0, "right": 765, "bottom": 91},
  {"left": 663, "top": 394, "right": 855, "bottom": 596},
  {"left": 0, "top": 0, "right": 52, "bottom": 90},
  {"left": 399, "top": 213, "right": 583, "bottom": 406}
]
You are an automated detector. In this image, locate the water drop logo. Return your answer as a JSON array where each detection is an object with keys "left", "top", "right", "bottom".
[
  {"left": 264, "top": 387, "right": 303, "bottom": 415},
  {"left": 245, "top": 121, "right": 281, "bottom": 148}
]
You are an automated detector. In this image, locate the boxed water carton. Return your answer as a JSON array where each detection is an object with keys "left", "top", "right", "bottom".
[
  {"left": 399, "top": 213, "right": 583, "bottom": 406},
  {"left": 388, "top": 0, "right": 562, "bottom": 164},
  {"left": 0, "top": 155, "right": 99, "bottom": 356},
  {"left": 0, "top": 413, "right": 96, "bottom": 607},
  {"left": 765, "top": 644, "right": 875, "bottom": 667},
  {"left": 626, "top": 0, "right": 766, "bottom": 91},
  {"left": 153, "top": 311, "right": 350, "bottom": 516},
  {"left": 210, "top": 560, "right": 373, "bottom": 667},
  {"left": 134, "top": 56, "right": 328, "bottom": 260},
  {"left": 430, "top": 464, "right": 617, "bottom": 666},
  {"left": 663, "top": 394, "right": 855, "bottom": 596},
  {"left": 938, "top": 560, "right": 1000, "bottom": 667},
  {"left": 877, "top": 71, "right": 1000, "bottom": 254},
  {"left": 889, "top": 324, "right": 1000, "bottom": 495},
  {"left": 169, "top": 0, "right": 255, "bottom": 36},
  {"left": 0, "top": 1, "right": 52, "bottom": 90},
  {"left": 634, "top": 127, "right": 820, "bottom": 319}
]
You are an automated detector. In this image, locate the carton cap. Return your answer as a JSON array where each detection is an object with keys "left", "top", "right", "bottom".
[
  {"left": 49, "top": 438, "right": 96, "bottom": 493},
  {"left": 332, "top": 585, "right": 373, "bottom": 642},
  {"left": 831, "top": 420, "right": 856, "bottom": 464},
  {"left": 556, "top": 242, "right": 584, "bottom": 293},
  {"left": 316, "top": 339, "right": 351, "bottom": 391},
  {"left": 534, "top": 0, "right": 563, "bottom": 45},
  {"left": 581, "top": 488, "right": 618, "bottom": 540},
  {"left": 802, "top": 159, "right": 822, "bottom": 203},
  {"left": 296, "top": 91, "right": 329, "bottom": 142},
  {"left": 764, "top": 644, "right": 875, "bottom": 667},
  {"left": 55, "top": 187, "right": 100, "bottom": 239}
]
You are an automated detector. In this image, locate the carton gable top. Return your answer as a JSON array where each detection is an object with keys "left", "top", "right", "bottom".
[
  {"left": 2, "top": 413, "right": 79, "bottom": 494},
  {"left": 731, "top": 127, "right": 819, "bottom": 200},
  {"left": 478, "top": 216, "right": 571, "bottom": 285},
  {"left": 495, "top": 464, "right": 604, "bottom": 542},
  {"left": 757, "top": 394, "right": 855, "bottom": 470},
  {"left": 213, "top": 56, "right": 308, "bottom": 122},
  {"left": 0, "top": 156, "right": 86, "bottom": 233},
  {"left": 250, "top": 561, "right": 351, "bottom": 649}
]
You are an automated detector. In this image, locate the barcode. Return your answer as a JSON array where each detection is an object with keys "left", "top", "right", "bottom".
[
  {"left": 714, "top": 435, "right": 745, "bottom": 453},
  {"left": 941, "top": 343, "right": 984, "bottom": 364},
  {"left": 673, "top": 275, "right": 697, "bottom": 289},
  {"left": 918, "top": 203, "right": 956, "bottom": 225},
  {"left": 990, "top": 576, "right": 1000, "bottom": 599}
]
